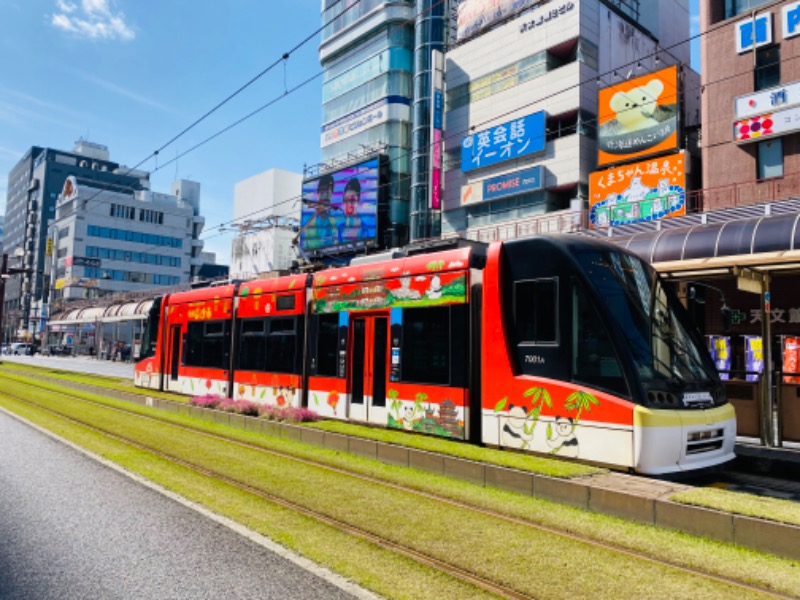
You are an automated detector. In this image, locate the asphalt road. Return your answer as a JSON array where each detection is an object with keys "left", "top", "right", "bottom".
[
  {"left": 0, "top": 410, "right": 371, "bottom": 600},
  {"left": 1, "top": 353, "right": 134, "bottom": 379}
]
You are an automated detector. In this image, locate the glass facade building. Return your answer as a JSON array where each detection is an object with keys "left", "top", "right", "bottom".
[{"left": 318, "top": 1, "right": 415, "bottom": 248}]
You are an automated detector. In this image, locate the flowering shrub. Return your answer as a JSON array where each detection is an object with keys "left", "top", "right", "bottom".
[
  {"left": 217, "top": 398, "right": 260, "bottom": 417},
  {"left": 258, "top": 404, "right": 320, "bottom": 423},
  {"left": 190, "top": 394, "right": 319, "bottom": 422},
  {"left": 190, "top": 394, "right": 223, "bottom": 409}
]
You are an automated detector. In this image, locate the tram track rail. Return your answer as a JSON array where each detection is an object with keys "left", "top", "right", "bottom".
[
  {"left": 13, "top": 366, "right": 800, "bottom": 505},
  {"left": 0, "top": 371, "right": 795, "bottom": 599}
]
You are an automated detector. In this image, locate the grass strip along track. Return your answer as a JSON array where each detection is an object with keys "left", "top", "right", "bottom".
[
  {"left": 0, "top": 372, "right": 798, "bottom": 599},
  {"left": 7, "top": 362, "right": 800, "bottom": 529}
]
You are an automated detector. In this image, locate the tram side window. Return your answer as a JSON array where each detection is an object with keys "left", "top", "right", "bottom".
[
  {"left": 264, "top": 317, "right": 298, "bottom": 374},
  {"left": 184, "top": 320, "right": 229, "bottom": 369},
  {"left": 239, "top": 319, "right": 267, "bottom": 371},
  {"left": 402, "top": 306, "right": 450, "bottom": 385},
  {"left": 572, "top": 281, "right": 629, "bottom": 398},
  {"left": 316, "top": 314, "right": 340, "bottom": 377},
  {"left": 514, "top": 279, "right": 557, "bottom": 344}
]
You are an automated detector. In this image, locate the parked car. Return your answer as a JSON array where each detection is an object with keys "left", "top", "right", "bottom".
[
  {"left": 10, "top": 343, "right": 33, "bottom": 355},
  {"left": 1, "top": 344, "right": 9, "bottom": 355}
]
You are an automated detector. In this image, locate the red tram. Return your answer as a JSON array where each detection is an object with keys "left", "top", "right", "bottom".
[{"left": 135, "top": 235, "right": 736, "bottom": 474}]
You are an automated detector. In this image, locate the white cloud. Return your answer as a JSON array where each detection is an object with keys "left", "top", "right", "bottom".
[
  {"left": 55, "top": 0, "right": 78, "bottom": 13},
  {"left": 51, "top": 0, "right": 134, "bottom": 41}
]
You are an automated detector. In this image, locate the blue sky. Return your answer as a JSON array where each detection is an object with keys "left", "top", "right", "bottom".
[
  {"left": 0, "top": 0, "right": 324, "bottom": 262},
  {"left": 1, "top": 0, "right": 701, "bottom": 264}
]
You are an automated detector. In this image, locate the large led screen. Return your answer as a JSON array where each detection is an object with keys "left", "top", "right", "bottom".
[
  {"left": 300, "top": 157, "right": 380, "bottom": 255},
  {"left": 597, "top": 66, "right": 679, "bottom": 167}
]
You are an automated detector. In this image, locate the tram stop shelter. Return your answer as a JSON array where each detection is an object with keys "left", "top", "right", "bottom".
[
  {"left": 603, "top": 208, "right": 800, "bottom": 450},
  {"left": 46, "top": 299, "right": 154, "bottom": 360}
]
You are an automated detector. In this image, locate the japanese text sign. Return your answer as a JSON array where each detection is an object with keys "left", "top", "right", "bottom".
[
  {"left": 460, "top": 111, "right": 545, "bottom": 173},
  {"left": 589, "top": 151, "right": 686, "bottom": 228}
]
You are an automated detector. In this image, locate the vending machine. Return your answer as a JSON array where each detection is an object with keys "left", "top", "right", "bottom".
[
  {"left": 743, "top": 335, "right": 764, "bottom": 382},
  {"left": 707, "top": 335, "right": 731, "bottom": 380}
]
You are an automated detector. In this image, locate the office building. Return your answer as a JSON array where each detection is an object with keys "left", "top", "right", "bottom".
[
  {"left": 50, "top": 175, "right": 205, "bottom": 304},
  {"left": 230, "top": 168, "right": 302, "bottom": 278},
  {"left": 442, "top": 0, "right": 697, "bottom": 239},
  {"left": 305, "top": 0, "right": 416, "bottom": 256},
  {"left": 2, "top": 140, "right": 149, "bottom": 339}
]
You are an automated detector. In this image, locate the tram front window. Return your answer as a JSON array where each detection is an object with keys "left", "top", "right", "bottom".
[
  {"left": 139, "top": 298, "right": 161, "bottom": 360},
  {"left": 577, "top": 250, "right": 718, "bottom": 393}
]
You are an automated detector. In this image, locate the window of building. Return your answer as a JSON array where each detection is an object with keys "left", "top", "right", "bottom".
[
  {"left": 754, "top": 45, "right": 780, "bottom": 91},
  {"left": 724, "top": 0, "right": 773, "bottom": 19},
  {"left": 139, "top": 209, "right": 165, "bottom": 224},
  {"left": 757, "top": 138, "right": 783, "bottom": 179},
  {"left": 110, "top": 204, "right": 135, "bottom": 219},
  {"left": 514, "top": 279, "right": 558, "bottom": 345},
  {"left": 184, "top": 320, "right": 230, "bottom": 369}
]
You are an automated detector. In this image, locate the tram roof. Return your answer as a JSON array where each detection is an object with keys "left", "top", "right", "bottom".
[
  {"left": 313, "top": 246, "right": 475, "bottom": 287},
  {"left": 237, "top": 274, "right": 309, "bottom": 296}
]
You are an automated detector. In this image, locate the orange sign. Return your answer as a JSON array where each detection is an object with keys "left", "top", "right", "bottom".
[
  {"left": 589, "top": 151, "right": 686, "bottom": 228},
  {"left": 597, "top": 65, "right": 679, "bottom": 167}
]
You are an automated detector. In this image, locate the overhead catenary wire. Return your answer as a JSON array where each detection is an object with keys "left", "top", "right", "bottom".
[
  {"left": 194, "top": 8, "right": 765, "bottom": 248},
  {"left": 55, "top": 3, "right": 783, "bottom": 265}
]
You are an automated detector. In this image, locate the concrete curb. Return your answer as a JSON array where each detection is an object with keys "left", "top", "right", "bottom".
[{"left": 144, "top": 396, "right": 800, "bottom": 562}]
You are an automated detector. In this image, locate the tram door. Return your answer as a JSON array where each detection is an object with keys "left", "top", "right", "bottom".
[
  {"left": 166, "top": 325, "right": 182, "bottom": 392},
  {"left": 349, "top": 314, "right": 388, "bottom": 425}
]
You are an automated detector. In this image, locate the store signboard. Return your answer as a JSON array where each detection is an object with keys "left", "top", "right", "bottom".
[
  {"left": 460, "top": 110, "right": 545, "bottom": 173},
  {"left": 734, "top": 2, "right": 800, "bottom": 53},
  {"left": 735, "top": 80, "right": 800, "bottom": 120},
  {"left": 735, "top": 12, "right": 772, "bottom": 53},
  {"left": 483, "top": 166, "right": 543, "bottom": 201},
  {"left": 460, "top": 166, "right": 542, "bottom": 205},
  {"left": 321, "top": 97, "right": 410, "bottom": 147},
  {"left": 734, "top": 103, "right": 800, "bottom": 143}
]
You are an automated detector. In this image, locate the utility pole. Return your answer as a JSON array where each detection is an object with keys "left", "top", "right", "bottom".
[
  {"left": 0, "top": 254, "right": 7, "bottom": 346},
  {"left": 0, "top": 253, "right": 36, "bottom": 347}
]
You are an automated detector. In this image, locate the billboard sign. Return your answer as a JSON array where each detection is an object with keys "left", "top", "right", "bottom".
[
  {"left": 460, "top": 166, "right": 542, "bottom": 205},
  {"left": 300, "top": 158, "right": 381, "bottom": 255},
  {"left": 321, "top": 97, "right": 410, "bottom": 147},
  {"left": 483, "top": 166, "right": 543, "bottom": 202},
  {"left": 589, "top": 151, "right": 686, "bottom": 228},
  {"left": 456, "top": 0, "right": 577, "bottom": 41},
  {"left": 597, "top": 66, "right": 680, "bottom": 167},
  {"left": 430, "top": 50, "right": 444, "bottom": 210},
  {"left": 461, "top": 111, "right": 545, "bottom": 173}
]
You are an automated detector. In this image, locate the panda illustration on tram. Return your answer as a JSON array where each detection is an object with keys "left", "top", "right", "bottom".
[{"left": 135, "top": 235, "right": 736, "bottom": 474}]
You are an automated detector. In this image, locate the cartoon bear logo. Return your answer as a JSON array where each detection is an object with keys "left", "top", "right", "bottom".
[{"left": 609, "top": 79, "right": 664, "bottom": 132}]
